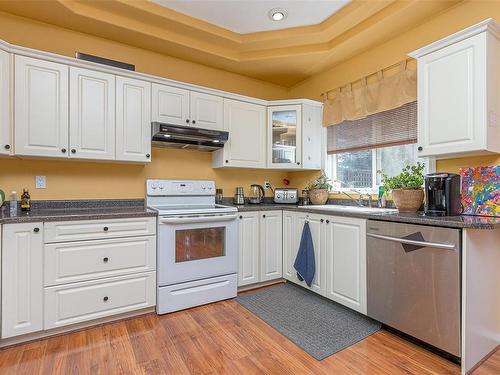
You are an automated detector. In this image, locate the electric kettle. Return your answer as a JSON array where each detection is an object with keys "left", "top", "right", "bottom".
[{"left": 248, "top": 184, "right": 265, "bottom": 204}]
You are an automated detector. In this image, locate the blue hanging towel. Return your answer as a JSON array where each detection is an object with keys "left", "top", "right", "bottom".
[{"left": 294, "top": 221, "right": 316, "bottom": 287}]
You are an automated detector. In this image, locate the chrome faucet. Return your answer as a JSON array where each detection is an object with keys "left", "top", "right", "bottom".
[
  {"left": 339, "top": 190, "right": 364, "bottom": 207},
  {"left": 365, "top": 193, "right": 373, "bottom": 208}
]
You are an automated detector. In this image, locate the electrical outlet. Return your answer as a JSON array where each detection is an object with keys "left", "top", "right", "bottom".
[
  {"left": 35, "top": 176, "right": 46, "bottom": 189},
  {"left": 264, "top": 181, "right": 271, "bottom": 189}
]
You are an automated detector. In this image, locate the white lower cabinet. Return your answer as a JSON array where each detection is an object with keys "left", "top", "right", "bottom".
[
  {"left": 237, "top": 212, "right": 260, "bottom": 286},
  {"left": 282, "top": 211, "right": 326, "bottom": 296},
  {"left": 260, "top": 211, "right": 283, "bottom": 282},
  {"left": 44, "top": 235, "right": 156, "bottom": 286},
  {"left": 1, "top": 223, "right": 44, "bottom": 338},
  {"left": 237, "top": 210, "right": 283, "bottom": 287},
  {"left": 283, "top": 211, "right": 367, "bottom": 313},
  {"left": 0, "top": 217, "right": 156, "bottom": 340},
  {"left": 44, "top": 272, "right": 155, "bottom": 329},
  {"left": 325, "top": 216, "right": 367, "bottom": 314}
]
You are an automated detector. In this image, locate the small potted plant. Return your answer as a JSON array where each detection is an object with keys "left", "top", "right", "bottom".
[
  {"left": 379, "top": 162, "right": 425, "bottom": 212},
  {"left": 306, "top": 172, "right": 332, "bottom": 205}
]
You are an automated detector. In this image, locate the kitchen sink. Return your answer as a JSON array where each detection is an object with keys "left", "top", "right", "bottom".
[{"left": 298, "top": 205, "right": 397, "bottom": 214}]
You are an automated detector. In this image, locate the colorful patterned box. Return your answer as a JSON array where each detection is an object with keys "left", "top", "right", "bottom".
[{"left": 460, "top": 166, "right": 499, "bottom": 217}]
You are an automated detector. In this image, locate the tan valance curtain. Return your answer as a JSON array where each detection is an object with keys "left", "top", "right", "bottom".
[{"left": 322, "top": 60, "right": 416, "bottom": 127}]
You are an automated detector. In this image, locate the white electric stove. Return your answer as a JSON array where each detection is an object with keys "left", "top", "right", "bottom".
[{"left": 146, "top": 179, "right": 238, "bottom": 314}]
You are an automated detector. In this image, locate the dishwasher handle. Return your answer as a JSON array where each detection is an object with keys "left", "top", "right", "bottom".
[{"left": 366, "top": 232, "right": 456, "bottom": 250}]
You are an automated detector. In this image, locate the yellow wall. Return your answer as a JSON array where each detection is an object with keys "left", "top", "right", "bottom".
[
  {"left": 1, "top": 149, "right": 289, "bottom": 200},
  {"left": 0, "top": 11, "right": 292, "bottom": 200},
  {"left": 289, "top": 0, "right": 500, "bottom": 177}
]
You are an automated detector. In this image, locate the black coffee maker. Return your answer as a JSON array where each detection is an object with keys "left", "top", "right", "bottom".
[{"left": 424, "top": 173, "right": 462, "bottom": 216}]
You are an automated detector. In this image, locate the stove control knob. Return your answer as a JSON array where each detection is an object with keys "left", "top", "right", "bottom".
[
  {"left": 151, "top": 183, "right": 158, "bottom": 190},
  {"left": 158, "top": 184, "right": 165, "bottom": 190}
]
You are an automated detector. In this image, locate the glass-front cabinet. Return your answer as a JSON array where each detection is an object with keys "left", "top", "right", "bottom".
[{"left": 267, "top": 105, "right": 302, "bottom": 169}]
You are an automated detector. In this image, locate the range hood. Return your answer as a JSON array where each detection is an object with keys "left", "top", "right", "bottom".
[{"left": 151, "top": 122, "right": 229, "bottom": 151}]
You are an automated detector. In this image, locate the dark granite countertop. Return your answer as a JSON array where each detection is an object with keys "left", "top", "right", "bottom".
[
  {"left": 229, "top": 202, "right": 500, "bottom": 230},
  {"left": 0, "top": 199, "right": 157, "bottom": 224},
  {"left": 1, "top": 199, "right": 497, "bottom": 229}
]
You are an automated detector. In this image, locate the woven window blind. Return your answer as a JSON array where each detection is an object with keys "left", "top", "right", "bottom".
[{"left": 327, "top": 101, "right": 417, "bottom": 154}]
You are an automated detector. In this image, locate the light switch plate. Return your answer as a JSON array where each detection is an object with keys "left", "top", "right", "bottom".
[{"left": 35, "top": 176, "right": 46, "bottom": 189}]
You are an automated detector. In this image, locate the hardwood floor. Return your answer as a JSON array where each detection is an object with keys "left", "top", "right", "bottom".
[{"left": 0, "top": 298, "right": 498, "bottom": 375}]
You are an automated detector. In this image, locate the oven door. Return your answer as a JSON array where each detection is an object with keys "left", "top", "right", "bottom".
[{"left": 157, "top": 213, "right": 238, "bottom": 286}]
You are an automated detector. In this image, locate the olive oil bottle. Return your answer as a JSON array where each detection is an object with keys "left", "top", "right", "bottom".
[{"left": 20, "top": 188, "right": 31, "bottom": 212}]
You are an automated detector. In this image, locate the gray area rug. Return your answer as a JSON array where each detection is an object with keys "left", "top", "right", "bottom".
[{"left": 236, "top": 282, "right": 381, "bottom": 360}]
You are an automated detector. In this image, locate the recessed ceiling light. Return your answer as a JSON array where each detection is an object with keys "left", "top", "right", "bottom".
[{"left": 268, "top": 8, "right": 287, "bottom": 22}]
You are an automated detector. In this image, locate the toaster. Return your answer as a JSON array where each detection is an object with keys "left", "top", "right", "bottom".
[{"left": 274, "top": 188, "right": 298, "bottom": 204}]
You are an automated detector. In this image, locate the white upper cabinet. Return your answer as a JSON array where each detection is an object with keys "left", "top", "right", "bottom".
[
  {"left": 267, "top": 105, "right": 302, "bottom": 169},
  {"left": 190, "top": 91, "right": 223, "bottom": 130},
  {"left": 151, "top": 85, "right": 223, "bottom": 130},
  {"left": 259, "top": 210, "right": 283, "bottom": 282},
  {"left": 2, "top": 223, "right": 44, "bottom": 338},
  {"left": 410, "top": 20, "right": 500, "bottom": 158},
  {"left": 325, "top": 216, "right": 367, "bottom": 314},
  {"left": 0, "top": 50, "right": 11, "bottom": 155},
  {"left": 213, "top": 99, "right": 266, "bottom": 168},
  {"left": 302, "top": 104, "right": 325, "bottom": 169},
  {"left": 70, "top": 67, "right": 115, "bottom": 160},
  {"left": 15, "top": 56, "right": 69, "bottom": 158},
  {"left": 151, "top": 83, "right": 190, "bottom": 126},
  {"left": 116, "top": 76, "right": 151, "bottom": 162}
]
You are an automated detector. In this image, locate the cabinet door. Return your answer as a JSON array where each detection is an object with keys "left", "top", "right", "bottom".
[
  {"left": 190, "top": 91, "right": 223, "bottom": 130},
  {"left": 116, "top": 76, "right": 151, "bottom": 162},
  {"left": 302, "top": 104, "right": 324, "bottom": 169},
  {"left": 70, "top": 67, "right": 115, "bottom": 160},
  {"left": 260, "top": 210, "right": 283, "bottom": 282},
  {"left": 282, "top": 211, "right": 298, "bottom": 281},
  {"left": 268, "top": 105, "right": 302, "bottom": 169},
  {"left": 325, "top": 216, "right": 366, "bottom": 314},
  {"left": 237, "top": 212, "right": 260, "bottom": 286},
  {"left": 283, "top": 212, "right": 325, "bottom": 296},
  {"left": 151, "top": 83, "right": 189, "bottom": 126},
  {"left": 417, "top": 33, "right": 486, "bottom": 157},
  {"left": 213, "top": 99, "right": 266, "bottom": 168},
  {"left": 15, "top": 56, "right": 69, "bottom": 157},
  {"left": 2, "top": 222, "right": 44, "bottom": 338},
  {"left": 0, "top": 50, "right": 11, "bottom": 155},
  {"left": 296, "top": 214, "right": 326, "bottom": 296}
]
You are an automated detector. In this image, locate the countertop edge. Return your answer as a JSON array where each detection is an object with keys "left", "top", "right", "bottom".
[
  {"left": 0, "top": 210, "right": 158, "bottom": 224},
  {"left": 233, "top": 204, "right": 499, "bottom": 230}
]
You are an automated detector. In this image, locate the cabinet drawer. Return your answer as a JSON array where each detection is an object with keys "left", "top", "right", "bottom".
[
  {"left": 44, "top": 236, "right": 156, "bottom": 286},
  {"left": 44, "top": 217, "right": 156, "bottom": 243},
  {"left": 44, "top": 272, "right": 156, "bottom": 329}
]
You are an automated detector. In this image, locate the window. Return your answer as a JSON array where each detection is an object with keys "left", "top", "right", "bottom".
[
  {"left": 325, "top": 102, "right": 426, "bottom": 192},
  {"left": 326, "top": 144, "right": 418, "bottom": 192}
]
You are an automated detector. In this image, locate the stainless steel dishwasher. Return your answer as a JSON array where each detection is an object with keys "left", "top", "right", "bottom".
[{"left": 366, "top": 220, "right": 461, "bottom": 357}]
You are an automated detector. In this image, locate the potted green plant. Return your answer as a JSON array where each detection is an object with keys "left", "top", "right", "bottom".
[
  {"left": 306, "top": 172, "right": 333, "bottom": 205},
  {"left": 379, "top": 162, "right": 425, "bottom": 212}
]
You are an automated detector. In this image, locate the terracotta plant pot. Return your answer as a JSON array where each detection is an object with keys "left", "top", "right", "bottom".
[
  {"left": 391, "top": 189, "right": 424, "bottom": 212},
  {"left": 309, "top": 189, "right": 329, "bottom": 205}
]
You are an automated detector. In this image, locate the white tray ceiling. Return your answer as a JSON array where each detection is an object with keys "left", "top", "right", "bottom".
[{"left": 151, "top": 0, "right": 351, "bottom": 34}]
